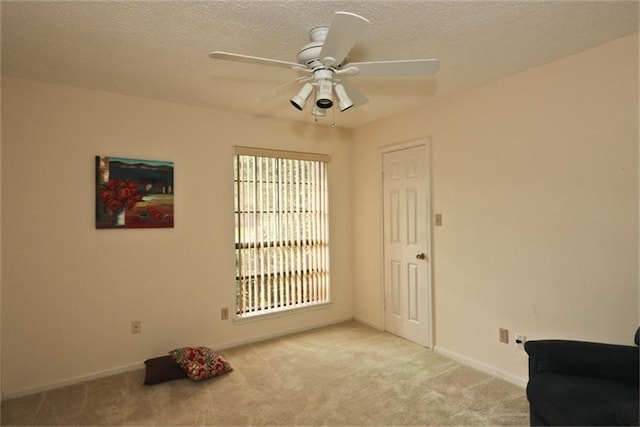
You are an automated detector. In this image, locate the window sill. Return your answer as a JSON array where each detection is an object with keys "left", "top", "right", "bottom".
[{"left": 232, "top": 301, "right": 333, "bottom": 325}]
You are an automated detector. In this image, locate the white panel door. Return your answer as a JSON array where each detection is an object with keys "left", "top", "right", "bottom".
[{"left": 382, "top": 143, "right": 432, "bottom": 347}]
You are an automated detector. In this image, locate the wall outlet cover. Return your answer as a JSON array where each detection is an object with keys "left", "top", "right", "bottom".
[{"left": 499, "top": 328, "right": 509, "bottom": 344}]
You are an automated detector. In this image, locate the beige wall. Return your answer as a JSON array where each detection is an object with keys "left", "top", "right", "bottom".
[
  {"left": 352, "top": 33, "right": 639, "bottom": 383},
  {"left": 2, "top": 32, "right": 638, "bottom": 397},
  {"left": 0, "top": 77, "right": 354, "bottom": 397}
]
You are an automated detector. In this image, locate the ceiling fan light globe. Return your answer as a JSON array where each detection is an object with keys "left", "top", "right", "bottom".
[
  {"left": 290, "top": 98, "right": 305, "bottom": 110},
  {"left": 316, "top": 98, "right": 333, "bottom": 109},
  {"left": 290, "top": 83, "right": 314, "bottom": 111},
  {"left": 312, "top": 106, "right": 326, "bottom": 117},
  {"left": 316, "top": 79, "right": 333, "bottom": 109},
  {"left": 339, "top": 102, "right": 353, "bottom": 112},
  {"left": 334, "top": 83, "right": 354, "bottom": 112}
]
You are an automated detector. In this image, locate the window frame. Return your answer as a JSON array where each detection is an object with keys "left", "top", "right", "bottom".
[{"left": 233, "top": 146, "right": 331, "bottom": 320}]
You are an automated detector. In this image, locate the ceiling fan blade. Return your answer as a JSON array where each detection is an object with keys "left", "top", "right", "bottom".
[
  {"left": 209, "top": 51, "right": 304, "bottom": 71},
  {"left": 349, "top": 59, "right": 440, "bottom": 77},
  {"left": 256, "top": 76, "right": 312, "bottom": 103},
  {"left": 339, "top": 79, "right": 369, "bottom": 107},
  {"left": 318, "top": 12, "right": 369, "bottom": 67}
]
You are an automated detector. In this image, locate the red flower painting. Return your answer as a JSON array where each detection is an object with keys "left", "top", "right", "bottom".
[{"left": 95, "top": 156, "right": 174, "bottom": 229}]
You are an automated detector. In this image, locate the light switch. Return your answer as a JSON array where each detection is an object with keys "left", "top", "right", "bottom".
[{"left": 435, "top": 213, "right": 442, "bottom": 226}]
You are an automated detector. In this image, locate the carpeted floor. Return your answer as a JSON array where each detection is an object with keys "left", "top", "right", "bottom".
[{"left": 1, "top": 320, "right": 530, "bottom": 426}]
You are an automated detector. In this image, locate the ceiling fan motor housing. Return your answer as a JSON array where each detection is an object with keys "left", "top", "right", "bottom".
[{"left": 297, "top": 26, "right": 329, "bottom": 66}]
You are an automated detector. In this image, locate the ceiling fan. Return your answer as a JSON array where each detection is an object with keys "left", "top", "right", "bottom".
[{"left": 209, "top": 11, "right": 439, "bottom": 119}]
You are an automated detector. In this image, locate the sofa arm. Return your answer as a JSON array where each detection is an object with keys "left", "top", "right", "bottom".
[{"left": 525, "top": 340, "right": 639, "bottom": 384}]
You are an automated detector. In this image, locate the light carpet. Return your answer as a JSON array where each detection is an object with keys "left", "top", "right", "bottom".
[{"left": 1, "top": 320, "right": 530, "bottom": 426}]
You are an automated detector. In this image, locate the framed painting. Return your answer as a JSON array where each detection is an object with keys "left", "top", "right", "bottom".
[{"left": 95, "top": 156, "right": 174, "bottom": 229}]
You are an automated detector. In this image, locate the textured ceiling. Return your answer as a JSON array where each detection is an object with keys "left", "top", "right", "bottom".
[{"left": 2, "top": 1, "right": 638, "bottom": 128}]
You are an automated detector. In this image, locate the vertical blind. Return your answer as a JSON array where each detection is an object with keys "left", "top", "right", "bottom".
[{"left": 234, "top": 147, "right": 330, "bottom": 317}]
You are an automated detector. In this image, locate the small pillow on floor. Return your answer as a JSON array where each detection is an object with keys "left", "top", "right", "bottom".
[
  {"left": 143, "top": 355, "right": 188, "bottom": 385},
  {"left": 169, "top": 346, "right": 233, "bottom": 381}
]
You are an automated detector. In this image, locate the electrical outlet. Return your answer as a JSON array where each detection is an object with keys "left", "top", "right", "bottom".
[
  {"left": 435, "top": 213, "right": 443, "bottom": 226},
  {"left": 221, "top": 307, "right": 229, "bottom": 320},
  {"left": 131, "top": 320, "right": 141, "bottom": 334},
  {"left": 514, "top": 333, "right": 526, "bottom": 350},
  {"left": 499, "top": 328, "right": 509, "bottom": 344}
]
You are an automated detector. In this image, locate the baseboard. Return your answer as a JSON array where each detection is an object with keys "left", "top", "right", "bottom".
[
  {"left": 353, "top": 315, "right": 383, "bottom": 331},
  {"left": 434, "top": 345, "right": 527, "bottom": 389},
  {"left": 213, "top": 315, "right": 355, "bottom": 350},
  {"left": 349, "top": 319, "right": 526, "bottom": 389},
  {"left": 2, "top": 362, "right": 143, "bottom": 401},
  {"left": 2, "top": 316, "right": 355, "bottom": 401}
]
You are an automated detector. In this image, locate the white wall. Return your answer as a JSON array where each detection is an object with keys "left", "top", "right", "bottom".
[
  {"left": 352, "top": 34, "right": 639, "bottom": 383},
  {"left": 0, "top": 77, "right": 354, "bottom": 397}
]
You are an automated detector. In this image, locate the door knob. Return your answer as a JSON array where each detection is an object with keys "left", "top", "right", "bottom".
[{"left": 416, "top": 253, "right": 426, "bottom": 260}]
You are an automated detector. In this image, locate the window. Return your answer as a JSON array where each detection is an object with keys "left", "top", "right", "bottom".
[{"left": 234, "top": 147, "right": 330, "bottom": 318}]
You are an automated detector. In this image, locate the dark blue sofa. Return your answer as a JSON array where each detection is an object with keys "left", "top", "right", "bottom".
[{"left": 525, "top": 328, "right": 639, "bottom": 426}]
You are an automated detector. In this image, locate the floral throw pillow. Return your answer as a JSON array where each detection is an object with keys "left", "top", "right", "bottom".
[{"left": 169, "top": 346, "right": 232, "bottom": 381}]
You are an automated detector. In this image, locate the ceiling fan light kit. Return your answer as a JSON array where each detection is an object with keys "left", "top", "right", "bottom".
[{"left": 209, "top": 11, "right": 440, "bottom": 122}]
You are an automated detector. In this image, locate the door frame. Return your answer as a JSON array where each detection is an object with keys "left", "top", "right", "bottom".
[{"left": 378, "top": 137, "right": 434, "bottom": 349}]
